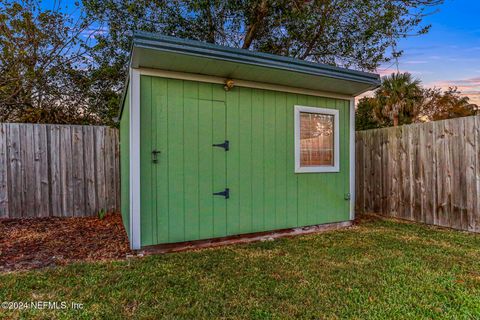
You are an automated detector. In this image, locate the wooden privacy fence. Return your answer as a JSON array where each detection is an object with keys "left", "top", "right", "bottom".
[
  {"left": 0, "top": 123, "right": 119, "bottom": 218},
  {"left": 355, "top": 115, "right": 480, "bottom": 232}
]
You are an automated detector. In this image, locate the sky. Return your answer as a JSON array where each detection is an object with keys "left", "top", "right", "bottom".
[{"left": 375, "top": 0, "right": 480, "bottom": 104}]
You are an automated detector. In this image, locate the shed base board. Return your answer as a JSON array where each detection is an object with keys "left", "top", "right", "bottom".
[{"left": 140, "top": 220, "right": 353, "bottom": 254}]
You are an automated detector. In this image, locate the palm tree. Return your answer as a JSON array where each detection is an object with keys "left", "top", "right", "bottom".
[{"left": 375, "top": 72, "right": 423, "bottom": 126}]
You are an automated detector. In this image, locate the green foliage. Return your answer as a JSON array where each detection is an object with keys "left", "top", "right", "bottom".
[
  {"left": 419, "top": 87, "right": 479, "bottom": 121},
  {"left": 359, "top": 73, "right": 480, "bottom": 129},
  {"left": 84, "top": 0, "right": 444, "bottom": 69},
  {"left": 0, "top": 0, "right": 117, "bottom": 125},
  {"left": 1, "top": 0, "right": 444, "bottom": 125},
  {"left": 83, "top": 0, "right": 444, "bottom": 119},
  {"left": 97, "top": 208, "right": 106, "bottom": 220},
  {"left": 374, "top": 72, "right": 423, "bottom": 126},
  {"left": 1, "top": 217, "right": 480, "bottom": 318},
  {"left": 355, "top": 97, "right": 383, "bottom": 131}
]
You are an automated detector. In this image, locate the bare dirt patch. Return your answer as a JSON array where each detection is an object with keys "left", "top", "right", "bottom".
[{"left": 0, "top": 214, "right": 131, "bottom": 272}]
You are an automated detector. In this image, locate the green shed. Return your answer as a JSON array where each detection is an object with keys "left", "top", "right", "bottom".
[{"left": 119, "top": 31, "right": 380, "bottom": 250}]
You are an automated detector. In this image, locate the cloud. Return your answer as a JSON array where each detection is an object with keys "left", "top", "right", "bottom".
[
  {"left": 447, "top": 57, "right": 480, "bottom": 62},
  {"left": 447, "top": 77, "right": 480, "bottom": 87},
  {"left": 376, "top": 68, "right": 401, "bottom": 76},
  {"left": 375, "top": 67, "right": 431, "bottom": 77},
  {"left": 81, "top": 26, "right": 109, "bottom": 39},
  {"left": 464, "top": 93, "right": 480, "bottom": 105},
  {"left": 429, "top": 77, "right": 480, "bottom": 105},
  {"left": 404, "top": 60, "right": 428, "bottom": 64},
  {"left": 401, "top": 45, "right": 441, "bottom": 51}
]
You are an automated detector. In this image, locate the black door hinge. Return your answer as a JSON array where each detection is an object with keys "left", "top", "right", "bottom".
[
  {"left": 213, "top": 188, "right": 230, "bottom": 199},
  {"left": 212, "top": 140, "right": 229, "bottom": 151}
]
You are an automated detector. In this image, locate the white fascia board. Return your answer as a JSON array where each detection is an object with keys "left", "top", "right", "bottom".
[{"left": 136, "top": 68, "right": 353, "bottom": 101}]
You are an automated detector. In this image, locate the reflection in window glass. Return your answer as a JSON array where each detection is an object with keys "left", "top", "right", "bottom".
[{"left": 300, "top": 112, "right": 334, "bottom": 166}]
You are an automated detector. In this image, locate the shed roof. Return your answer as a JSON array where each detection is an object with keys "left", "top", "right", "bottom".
[{"left": 120, "top": 31, "right": 381, "bottom": 116}]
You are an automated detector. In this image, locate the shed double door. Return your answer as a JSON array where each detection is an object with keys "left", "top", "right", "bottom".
[{"left": 142, "top": 78, "right": 229, "bottom": 245}]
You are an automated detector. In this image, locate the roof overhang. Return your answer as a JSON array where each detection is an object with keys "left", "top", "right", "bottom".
[{"left": 119, "top": 31, "right": 381, "bottom": 118}]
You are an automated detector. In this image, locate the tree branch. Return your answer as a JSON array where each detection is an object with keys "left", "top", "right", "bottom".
[{"left": 242, "top": 0, "right": 269, "bottom": 49}]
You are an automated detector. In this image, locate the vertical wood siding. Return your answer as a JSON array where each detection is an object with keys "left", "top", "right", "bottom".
[
  {"left": 140, "top": 75, "right": 351, "bottom": 246},
  {"left": 0, "top": 123, "right": 119, "bottom": 218},
  {"left": 356, "top": 116, "right": 480, "bottom": 232}
]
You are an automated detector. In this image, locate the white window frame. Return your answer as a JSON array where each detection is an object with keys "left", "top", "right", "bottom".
[{"left": 294, "top": 105, "right": 340, "bottom": 173}]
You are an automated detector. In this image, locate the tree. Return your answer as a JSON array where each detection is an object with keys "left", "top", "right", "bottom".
[
  {"left": 0, "top": 0, "right": 445, "bottom": 125},
  {"left": 359, "top": 79, "right": 479, "bottom": 130},
  {"left": 83, "top": 0, "right": 444, "bottom": 116},
  {"left": 85, "top": 0, "right": 444, "bottom": 68},
  {"left": 355, "top": 97, "right": 384, "bottom": 131},
  {"left": 0, "top": 0, "right": 109, "bottom": 124},
  {"left": 418, "top": 87, "right": 479, "bottom": 121},
  {"left": 374, "top": 72, "right": 423, "bottom": 126}
]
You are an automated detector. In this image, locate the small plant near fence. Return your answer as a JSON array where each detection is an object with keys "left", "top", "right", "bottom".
[{"left": 97, "top": 209, "right": 106, "bottom": 220}]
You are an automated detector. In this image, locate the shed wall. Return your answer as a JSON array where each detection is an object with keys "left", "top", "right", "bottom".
[
  {"left": 139, "top": 75, "right": 350, "bottom": 246},
  {"left": 120, "top": 88, "right": 130, "bottom": 238}
]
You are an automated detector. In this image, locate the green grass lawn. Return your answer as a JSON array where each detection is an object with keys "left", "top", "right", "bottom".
[{"left": 1, "top": 216, "right": 479, "bottom": 319}]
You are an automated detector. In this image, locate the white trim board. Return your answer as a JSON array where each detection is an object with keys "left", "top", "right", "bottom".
[
  {"left": 129, "top": 68, "right": 141, "bottom": 250},
  {"left": 294, "top": 105, "right": 340, "bottom": 173},
  {"left": 136, "top": 68, "right": 353, "bottom": 100},
  {"left": 349, "top": 98, "right": 355, "bottom": 221}
]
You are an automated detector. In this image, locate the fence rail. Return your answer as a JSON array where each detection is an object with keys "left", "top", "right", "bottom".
[
  {"left": 355, "top": 115, "right": 480, "bottom": 232},
  {"left": 0, "top": 123, "right": 119, "bottom": 218}
]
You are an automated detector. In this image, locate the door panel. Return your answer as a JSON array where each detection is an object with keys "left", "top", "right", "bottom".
[
  {"left": 183, "top": 82, "right": 200, "bottom": 241},
  {"left": 198, "top": 99, "right": 214, "bottom": 239},
  {"left": 212, "top": 100, "right": 227, "bottom": 237},
  {"left": 153, "top": 77, "right": 169, "bottom": 244},
  {"left": 153, "top": 79, "right": 227, "bottom": 244},
  {"left": 166, "top": 79, "right": 185, "bottom": 243}
]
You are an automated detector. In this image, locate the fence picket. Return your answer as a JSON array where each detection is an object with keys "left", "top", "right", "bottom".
[
  {"left": 356, "top": 115, "right": 480, "bottom": 233},
  {"left": 0, "top": 123, "right": 119, "bottom": 218}
]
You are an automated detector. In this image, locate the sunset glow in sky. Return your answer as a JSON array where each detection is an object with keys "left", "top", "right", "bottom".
[{"left": 376, "top": 0, "right": 480, "bottom": 104}]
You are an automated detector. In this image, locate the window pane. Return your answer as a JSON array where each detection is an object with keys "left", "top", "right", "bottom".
[{"left": 300, "top": 112, "right": 334, "bottom": 166}]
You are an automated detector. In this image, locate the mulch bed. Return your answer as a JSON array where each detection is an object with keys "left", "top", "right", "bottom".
[{"left": 0, "top": 214, "right": 132, "bottom": 272}]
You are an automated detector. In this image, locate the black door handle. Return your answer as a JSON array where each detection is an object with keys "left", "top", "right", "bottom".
[
  {"left": 152, "top": 149, "right": 161, "bottom": 163},
  {"left": 212, "top": 140, "right": 229, "bottom": 151},
  {"left": 213, "top": 188, "right": 230, "bottom": 199}
]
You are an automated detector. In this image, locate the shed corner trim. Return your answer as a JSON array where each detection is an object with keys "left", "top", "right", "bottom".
[
  {"left": 129, "top": 67, "right": 141, "bottom": 250},
  {"left": 349, "top": 97, "right": 355, "bottom": 221}
]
